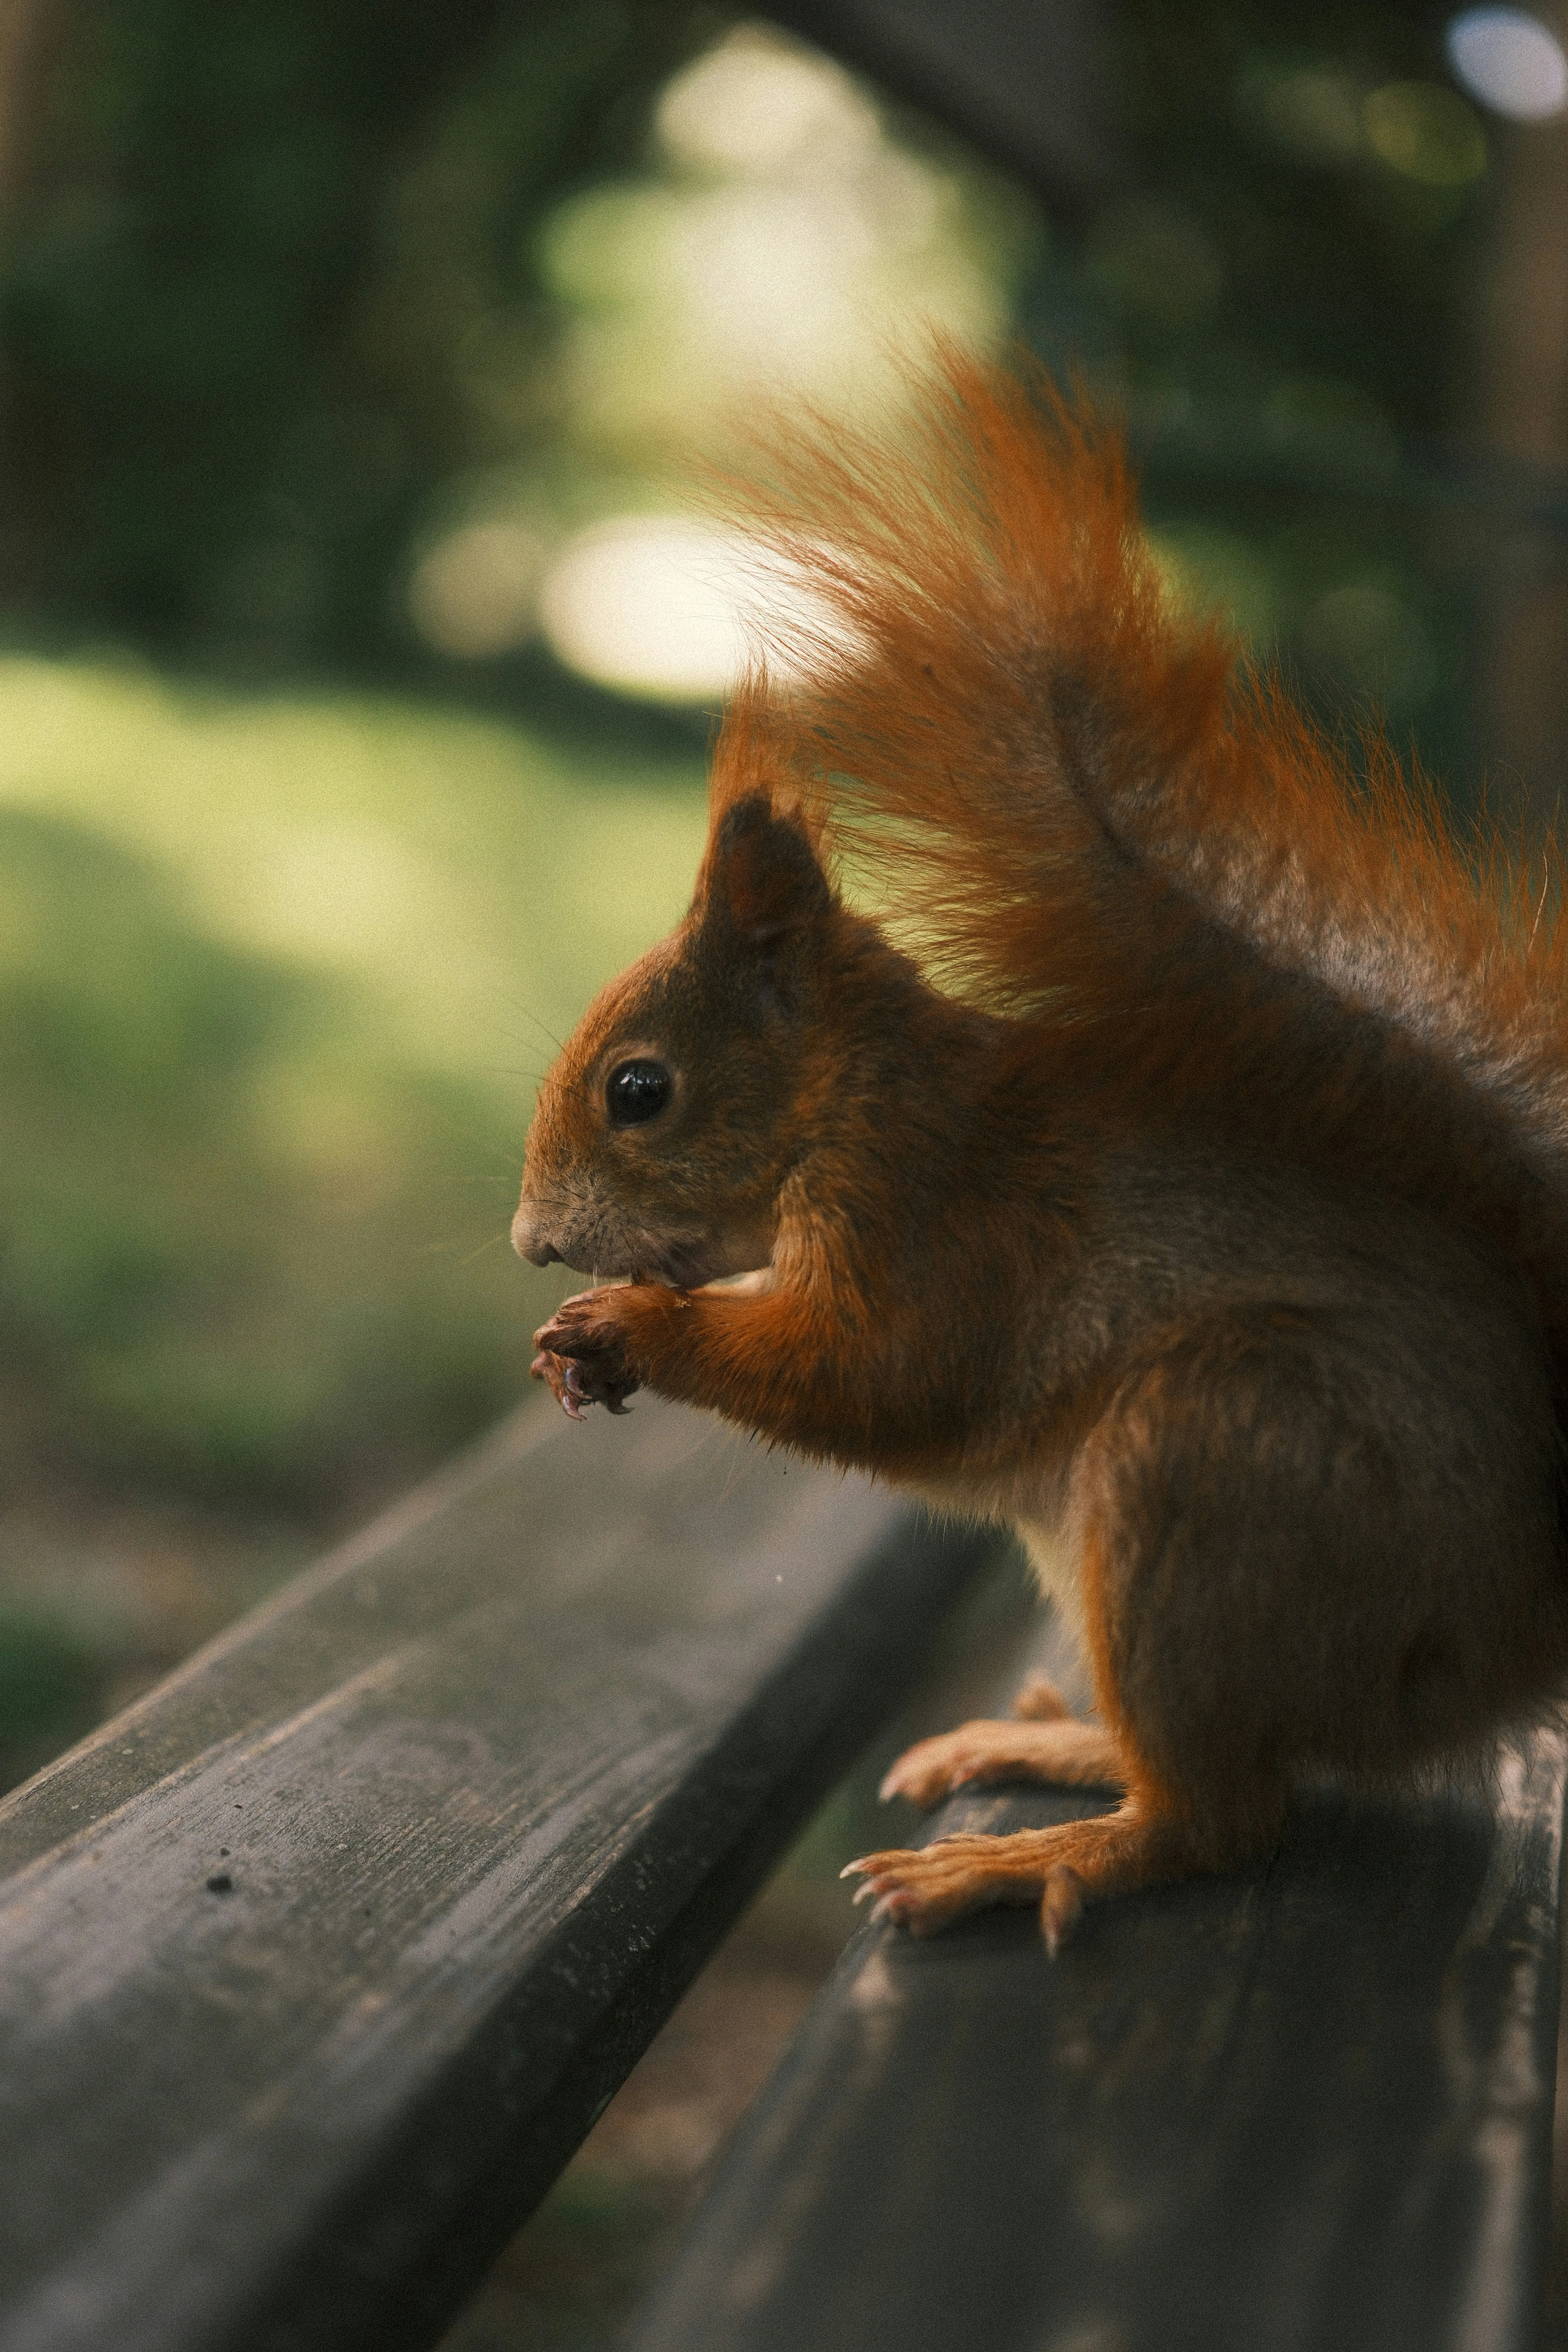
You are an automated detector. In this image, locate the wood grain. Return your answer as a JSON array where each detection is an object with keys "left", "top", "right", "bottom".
[
  {"left": 0, "top": 1396, "right": 996, "bottom": 2352},
  {"left": 626, "top": 1728, "right": 1568, "bottom": 2352}
]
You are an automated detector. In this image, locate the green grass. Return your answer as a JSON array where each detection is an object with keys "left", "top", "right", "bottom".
[{"left": 0, "top": 654, "right": 709, "bottom": 1516}]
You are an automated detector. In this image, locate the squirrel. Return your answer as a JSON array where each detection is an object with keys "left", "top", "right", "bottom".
[{"left": 512, "top": 349, "right": 1568, "bottom": 1953}]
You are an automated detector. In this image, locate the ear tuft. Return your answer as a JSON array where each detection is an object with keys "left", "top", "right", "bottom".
[{"left": 703, "top": 793, "right": 831, "bottom": 947}]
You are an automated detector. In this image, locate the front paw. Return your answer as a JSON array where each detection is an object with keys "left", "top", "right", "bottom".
[{"left": 532, "top": 1289, "right": 640, "bottom": 1420}]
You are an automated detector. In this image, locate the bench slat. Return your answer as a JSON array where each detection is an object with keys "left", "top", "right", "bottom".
[
  {"left": 625, "top": 1731, "right": 1567, "bottom": 2352},
  {"left": 0, "top": 1397, "right": 994, "bottom": 2352}
]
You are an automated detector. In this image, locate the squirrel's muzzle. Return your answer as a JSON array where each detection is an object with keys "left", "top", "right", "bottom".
[{"left": 511, "top": 1204, "right": 561, "bottom": 1266}]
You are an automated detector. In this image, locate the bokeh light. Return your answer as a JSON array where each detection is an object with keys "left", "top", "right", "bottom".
[
  {"left": 1361, "top": 83, "right": 1488, "bottom": 183},
  {"left": 538, "top": 518, "right": 837, "bottom": 701},
  {"left": 407, "top": 520, "right": 543, "bottom": 660},
  {"left": 1300, "top": 579, "right": 1436, "bottom": 711},
  {"left": 413, "top": 20, "right": 1036, "bottom": 697},
  {"left": 1447, "top": 8, "right": 1568, "bottom": 119},
  {"left": 539, "top": 22, "right": 1026, "bottom": 461},
  {"left": 1237, "top": 60, "right": 1488, "bottom": 186},
  {"left": 655, "top": 27, "right": 882, "bottom": 174}
]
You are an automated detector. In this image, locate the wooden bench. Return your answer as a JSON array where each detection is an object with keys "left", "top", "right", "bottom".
[
  {"left": 626, "top": 1665, "right": 1567, "bottom": 2352},
  {"left": 0, "top": 1393, "right": 1561, "bottom": 2352}
]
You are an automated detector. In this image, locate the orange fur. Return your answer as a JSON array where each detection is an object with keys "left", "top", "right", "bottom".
[
  {"left": 712, "top": 353, "right": 1568, "bottom": 1330},
  {"left": 516, "top": 349, "right": 1568, "bottom": 1949}
]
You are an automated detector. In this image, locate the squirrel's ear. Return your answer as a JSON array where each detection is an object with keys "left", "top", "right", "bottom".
[{"left": 700, "top": 793, "right": 831, "bottom": 948}]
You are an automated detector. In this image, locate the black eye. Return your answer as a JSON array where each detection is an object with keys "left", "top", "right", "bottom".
[{"left": 605, "top": 1058, "right": 672, "bottom": 1127}]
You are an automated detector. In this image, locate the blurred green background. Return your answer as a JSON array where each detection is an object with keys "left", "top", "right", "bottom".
[{"left": 0, "top": 0, "right": 1562, "bottom": 1787}]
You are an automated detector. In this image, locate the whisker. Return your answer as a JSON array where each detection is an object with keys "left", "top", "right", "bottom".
[
  {"left": 454, "top": 1229, "right": 514, "bottom": 1269},
  {"left": 497, "top": 998, "right": 567, "bottom": 1055}
]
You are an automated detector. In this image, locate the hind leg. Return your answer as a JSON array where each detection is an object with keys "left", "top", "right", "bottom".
[
  {"left": 845, "top": 1534, "right": 1278, "bottom": 1951},
  {"left": 845, "top": 1318, "right": 1413, "bottom": 1947},
  {"left": 848, "top": 1295, "right": 1568, "bottom": 1949}
]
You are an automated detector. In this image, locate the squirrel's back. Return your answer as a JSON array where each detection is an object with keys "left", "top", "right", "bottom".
[{"left": 716, "top": 348, "right": 1568, "bottom": 1339}]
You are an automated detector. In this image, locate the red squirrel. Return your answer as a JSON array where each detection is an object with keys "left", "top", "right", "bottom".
[{"left": 512, "top": 350, "right": 1568, "bottom": 1952}]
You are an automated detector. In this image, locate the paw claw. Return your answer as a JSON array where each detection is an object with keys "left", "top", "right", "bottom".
[
  {"left": 1041, "top": 1864, "right": 1085, "bottom": 1955},
  {"left": 529, "top": 1293, "right": 641, "bottom": 1418}
]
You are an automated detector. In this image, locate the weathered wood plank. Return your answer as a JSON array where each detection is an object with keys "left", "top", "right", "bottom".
[
  {"left": 625, "top": 1720, "right": 1567, "bottom": 2352},
  {"left": 0, "top": 1396, "right": 996, "bottom": 2352}
]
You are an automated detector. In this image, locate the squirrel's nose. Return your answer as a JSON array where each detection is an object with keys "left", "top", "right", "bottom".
[{"left": 511, "top": 1204, "right": 561, "bottom": 1266}]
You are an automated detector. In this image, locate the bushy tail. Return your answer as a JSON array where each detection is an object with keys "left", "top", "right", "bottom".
[{"left": 710, "top": 346, "right": 1568, "bottom": 1229}]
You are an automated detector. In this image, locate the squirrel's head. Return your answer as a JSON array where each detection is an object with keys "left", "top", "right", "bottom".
[{"left": 513, "top": 787, "right": 835, "bottom": 1288}]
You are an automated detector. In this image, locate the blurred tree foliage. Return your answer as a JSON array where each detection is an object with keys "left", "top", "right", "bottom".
[
  {"left": 1099, "top": 3, "right": 1488, "bottom": 434},
  {"left": 0, "top": 0, "right": 1535, "bottom": 797},
  {"left": 1025, "top": 1, "right": 1510, "bottom": 789},
  {"left": 0, "top": 0, "right": 726, "bottom": 674}
]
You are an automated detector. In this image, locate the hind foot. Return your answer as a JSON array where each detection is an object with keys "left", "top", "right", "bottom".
[{"left": 842, "top": 1801, "right": 1203, "bottom": 1950}]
